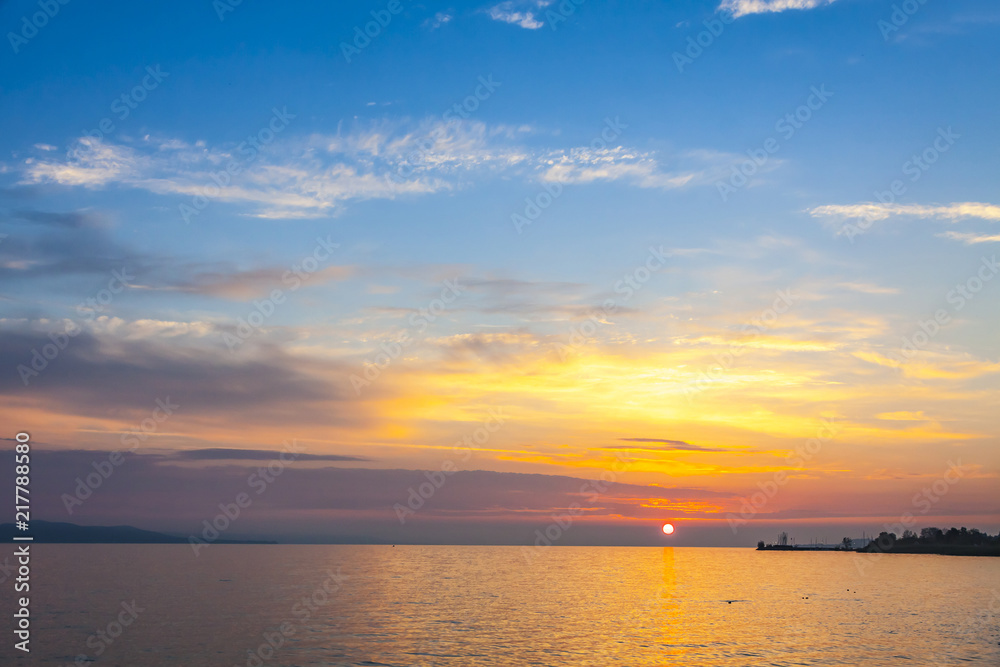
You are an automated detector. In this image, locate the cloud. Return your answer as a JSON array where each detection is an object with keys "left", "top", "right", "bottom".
[
  {"left": 20, "top": 121, "right": 728, "bottom": 218},
  {"left": 10, "top": 209, "right": 102, "bottom": 229},
  {"left": 836, "top": 282, "right": 900, "bottom": 295},
  {"left": 169, "top": 448, "right": 369, "bottom": 462},
  {"left": 23, "top": 139, "right": 139, "bottom": 187},
  {"left": 614, "top": 438, "right": 728, "bottom": 452},
  {"left": 0, "top": 207, "right": 351, "bottom": 300},
  {"left": 0, "top": 208, "right": 137, "bottom": 278},
  {"left": 424, "top": 11, "right": 453, "bottom": 29},
  {"left": 20, "top": 447, "right": 734, "bottom": 535},
  {"left": 486, "top": 1, "right": 552, "bottom": 29},
  {"left": 876, "top": 411, "right": 929, "bottom": 422},
  {"left": 161, "top": 264, "right": 354, "bottom": 299},
  {"left": 938, "top": 231, "right": 1000, "bottom": 245},
  {"left": 809, "top": 202, "right": 1000, "bottom": 225},
  {"left": 21, "top": 123, "right": 526, "bottom": 219},
  {"left": 0, "top": 323, "right": 365, "bottom": 428},
  {"left": 540, "top": 148, "right": 694, "bottom": 188},
  {"left": 719, "top": 0, "right": 839, "bottom": 19},
  {"left": 539, "top": 147, "right": 759, "bottom": 191}
]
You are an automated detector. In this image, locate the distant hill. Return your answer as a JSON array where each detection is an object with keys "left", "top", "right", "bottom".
[{"left": 0, "top": 520, "right": 275, "bottom": 544}]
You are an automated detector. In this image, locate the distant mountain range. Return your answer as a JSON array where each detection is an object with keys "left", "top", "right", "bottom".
[{"left": 0, "top": 520, "right": 275, "bottom": 544}]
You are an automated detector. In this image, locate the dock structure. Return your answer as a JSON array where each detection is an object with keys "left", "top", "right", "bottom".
[{"left": 756, "top": 532, "right": 867, "bottom": 551}]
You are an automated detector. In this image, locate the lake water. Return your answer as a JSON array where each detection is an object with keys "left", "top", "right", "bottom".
[{"left": 5, "top": 544, "right": 999, "bottom": 666}]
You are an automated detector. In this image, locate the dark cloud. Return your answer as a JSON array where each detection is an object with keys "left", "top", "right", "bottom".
[
  {"left": 12, "top": 209, "right": 102, "bottom": 229},
  {"left": 0, "top": 328, "right": 365, "bottom": 426},
  {"left": 16, "top": 449, "right": 734, "bottom": 538},
  {"left": 170, "top": 448, "right": 369, "bottom": 462},
  {"left": 0, "top": 207, "right": 346, "bottom": 301},
  {"left": 18, "top": 449, "right": 991, "bottom": 546},
  {"left": 614, "top": 438, "right": 728, "bottom": 452},
  {"left": 163, "top": 264, "right": 352, "bottom": 300},
  {"left": 0, "top": 209, "right": 138, "bottom": 280}
]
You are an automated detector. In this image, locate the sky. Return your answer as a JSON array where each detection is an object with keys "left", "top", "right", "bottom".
[{"left": 1, "top": 0, "right": 998, "bottom": 546}]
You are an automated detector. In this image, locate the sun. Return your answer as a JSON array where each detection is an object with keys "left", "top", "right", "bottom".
[{"left": 661, "top": 523, "right": 675, "bottom": 535}]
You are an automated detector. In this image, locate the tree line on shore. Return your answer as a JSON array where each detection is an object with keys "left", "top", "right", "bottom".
[{"left": 857, "top": 526, "right": 1000, "bottom": 554}]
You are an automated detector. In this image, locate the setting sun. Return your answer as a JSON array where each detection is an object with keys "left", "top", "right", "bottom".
[{"left": 662, "top": 523, "right": 675, "bottom": 535}]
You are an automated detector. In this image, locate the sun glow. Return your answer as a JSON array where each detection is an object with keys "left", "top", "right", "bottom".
[{"left": 661, "top": 523, "right": 675, "bottom": 535}]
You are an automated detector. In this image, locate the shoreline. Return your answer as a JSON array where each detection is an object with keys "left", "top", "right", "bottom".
[{"left": 757, "top": 544, "right": 1000, "bottom": 557}]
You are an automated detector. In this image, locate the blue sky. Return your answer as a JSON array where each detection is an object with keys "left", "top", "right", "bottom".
[{"left": 2, "top": 0, "right": 998, "bottom": 543}]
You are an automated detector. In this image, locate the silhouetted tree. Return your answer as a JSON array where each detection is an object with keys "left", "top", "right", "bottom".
[
  {"left": 812, "top": 526, "right": 998, "bottom": 553},
  {"left": 875, "top": 531, "right": 896, "bottom": 551},
  {"left": 920, "top": 527, "right": 943, "bottom": 543}
]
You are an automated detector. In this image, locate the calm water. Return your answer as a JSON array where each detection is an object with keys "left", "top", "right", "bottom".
[{"left": 4, "top": 545, "right": 998, "bottom": 666}]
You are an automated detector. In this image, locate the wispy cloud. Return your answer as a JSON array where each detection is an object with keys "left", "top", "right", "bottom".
[
  {"left": 20, "top": 121, "right": 731, "bottom": 218},
  {"left": 424, "top": 11, "right": 454, "bottom": 29},
  {"left": 24, "top": 140, "right": 139, "bottom": 187},
  {"left": 540, "top": 147, "right": 759, "bottom": 190},
  {"left": 719, "top": 0, "right": 839, "bottom": 18},
  {"left": 157, "top": 265, "right": 354, "bottom": 299},
  {"left": 809, "top": 202, "right": 1000, "bottom": 226},
  {"left": 876, "top": 411, "right": 930, "bottom": 422},
  {"left": 836, "top": 282, "right": 900, "bottom": 295},
  {"left": 169, "top": 448, "right": 369, "bottom": 462},
  {"left": 938, "top": 231, "right": 1000, "bottom": 245},
  {"left": 614, "top": 438, "right": 728, "bottom": 452},
  {"left": 540, "top": 148, "right": 695, "bottom": 188},
  {"left": 486, "top": 1, "right": 552, "bottom": 29},
  {"left": 20, "top": 125, "right": 517, "bottom": 218},
  {"left": 0, "top": 206, "right": 351, "bottom": 298}
]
